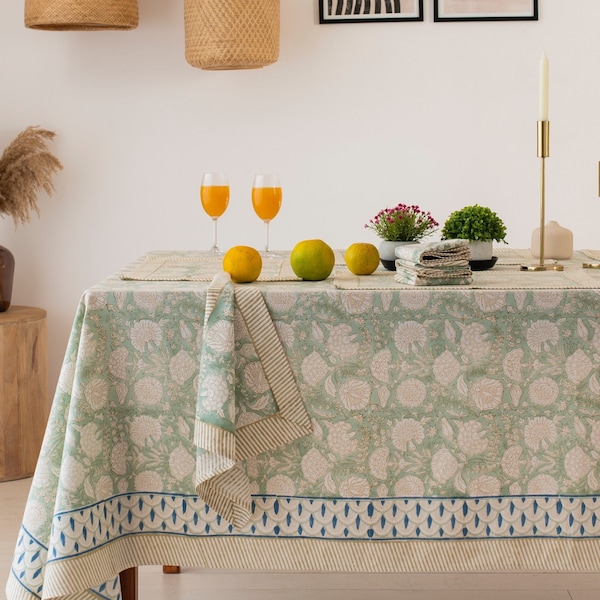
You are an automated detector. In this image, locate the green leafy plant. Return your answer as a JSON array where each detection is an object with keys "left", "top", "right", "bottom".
[
  {"left": 365, "top": 203, "right": 439, "bottom": 242},
  {"left": 441, "top": 205, "right": 507, "bottom": 243}
]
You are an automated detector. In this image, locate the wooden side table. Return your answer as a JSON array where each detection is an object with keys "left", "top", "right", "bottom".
[{"left": 0, "top": 306, "right": 48, "bottom": 482}]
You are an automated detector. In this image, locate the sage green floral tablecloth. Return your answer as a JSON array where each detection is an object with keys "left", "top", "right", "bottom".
[{"left": 7, "top": 250, "right": 600, "bottom": 600}]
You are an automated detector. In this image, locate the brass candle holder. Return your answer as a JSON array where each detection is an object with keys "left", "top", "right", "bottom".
[{"left": 521, "top": 120, "right": 564, "bottom": 271}]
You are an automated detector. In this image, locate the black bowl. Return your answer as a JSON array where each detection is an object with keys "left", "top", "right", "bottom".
[{"left": 469, "top": 256, "right": 498, "bottom": 271}]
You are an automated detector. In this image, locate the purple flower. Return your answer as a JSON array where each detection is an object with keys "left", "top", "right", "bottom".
[{"left": 365, "top": 202, "right": 439, "bottom": 242}]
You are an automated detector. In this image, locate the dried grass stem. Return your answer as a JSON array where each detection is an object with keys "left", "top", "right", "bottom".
[{"left": 0, "top": 126, "right": 63, "bottom": 226}]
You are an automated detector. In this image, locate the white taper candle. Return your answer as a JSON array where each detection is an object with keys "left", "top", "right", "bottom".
[{"left": 539, "top": 51, "right": 549, "bottom": 121}]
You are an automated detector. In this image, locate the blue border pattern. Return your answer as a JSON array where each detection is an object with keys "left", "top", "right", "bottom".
[{"left": 16, "top": 493, "right": 600, "bottom": 561}]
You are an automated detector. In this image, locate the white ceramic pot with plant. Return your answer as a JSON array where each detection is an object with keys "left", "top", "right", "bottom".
[
  {"left": 365, "top": 203, "right": 439, "bottom": 271},
  {"left": 468, "top": 240, "right": 494, "bottom": 261},
  {"left": 441, "top": 205, "right": 507, "bottom": 266}
]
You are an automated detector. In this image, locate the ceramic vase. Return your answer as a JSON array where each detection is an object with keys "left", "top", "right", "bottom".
[
  {"left": 378, "top": 240, "right": 418, "bottom": 271},
  {"left": 0, "top": 245, "right": 15, "bottom": 312},
  {"left": 531, "top": 221, "right": 573, "bottom": 260}
]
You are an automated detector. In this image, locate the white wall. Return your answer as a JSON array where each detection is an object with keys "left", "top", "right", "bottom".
[{"left": 2, "top": 0, "right": 600, "bottom": 393}]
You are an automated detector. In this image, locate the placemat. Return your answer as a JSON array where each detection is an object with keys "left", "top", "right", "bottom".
[
  {"left": 119, "top": 249, "right": 600, "bottom": 288},
  {"left": 120, "top": 250, "right": 347, "bottom": 282},
  {"left": 334, "top": 249, "right": 600, "bottom": 290},
  {"left": 120, "top": 250, "right": 299, "bottom": 281}
]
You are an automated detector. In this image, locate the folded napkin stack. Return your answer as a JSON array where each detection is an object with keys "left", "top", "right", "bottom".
[{"left": 394, "top": 239, "right": 473, "bottom": 286}]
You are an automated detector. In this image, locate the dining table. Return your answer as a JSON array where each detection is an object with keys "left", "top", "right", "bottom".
[{"left": 6, "top": 248, "right": 600, "bottom": 600}]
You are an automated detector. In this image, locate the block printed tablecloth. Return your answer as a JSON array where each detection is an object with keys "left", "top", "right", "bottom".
[{"left": 7, "top": 250, "right": 600, "bottom": 600}]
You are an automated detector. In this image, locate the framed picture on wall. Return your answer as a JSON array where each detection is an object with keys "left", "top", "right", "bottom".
[
  {"left": 434, "top": 0, "right": 538, "bottom": 22},
  {"left": 319, "top": 0, "right": 424, "bottom": 24}
]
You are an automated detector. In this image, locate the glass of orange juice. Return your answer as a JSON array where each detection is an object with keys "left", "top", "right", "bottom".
[
  {"left": 252, "top": 174, "right": 282, "bottom": 258},
  {"left": 200, "top": 172, "right": 230, "bottom": 254}
]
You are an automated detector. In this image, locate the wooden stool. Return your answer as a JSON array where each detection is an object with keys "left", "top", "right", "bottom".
[{"left": 0, "top": 306, "right": 48, "bottom": 482}]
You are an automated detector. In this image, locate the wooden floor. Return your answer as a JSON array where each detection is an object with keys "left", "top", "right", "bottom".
[{"left": 2, "top": 478, "right": 599, "bottom": 600}]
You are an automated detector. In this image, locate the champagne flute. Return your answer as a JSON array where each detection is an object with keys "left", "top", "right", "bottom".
[
  {"left": 252, "top": 174, "right": 282, "bottom": 258},
  {"left": 200, "top": 172, "right": 230, "bottom": 254}
]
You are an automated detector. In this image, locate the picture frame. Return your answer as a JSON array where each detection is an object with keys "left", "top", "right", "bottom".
[
  {"left": 434, "top": 0, "right": 538, "bottom": 22},
  {"left": 318, "top": 0, "right": 424, "bottom": 24}
]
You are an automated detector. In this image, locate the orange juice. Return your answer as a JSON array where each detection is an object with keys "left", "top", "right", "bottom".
[
  {"left": 252, "top": 186, "right": 282, "bottom": 221},
  {"left": 200, "top": 185, "right": 229, "bottom": 218}
]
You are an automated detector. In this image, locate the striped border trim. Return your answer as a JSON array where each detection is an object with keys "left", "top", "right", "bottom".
[
  {"left": 32, "top": 535, "right": 600, "bottom": 599},
  {"left": 194, "top": 422, "right": 235, "bottom": 464},
  {"left": 203, "top": 272, "right": 232, "bottom": 326},
  {"left": 237, "top": 414, "right": 312, "bottom": 459},
  {"left": 195, "top": 279, "right": 312, "bottom": 529},
  {"left": 234, "top": 285, "right": 312, "bottom": 458},
  {"left": 234, "top": 286, "right": 312, "bottom": 430},
  {"left": 197, "top": 466, "right": 251, "bottom": 526}
]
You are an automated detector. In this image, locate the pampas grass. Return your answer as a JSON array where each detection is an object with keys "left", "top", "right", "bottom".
[{"left": 0, "top": 126, "right": 63, "bottom": 226}]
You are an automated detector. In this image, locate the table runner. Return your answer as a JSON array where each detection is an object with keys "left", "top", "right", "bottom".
[
  {"left": 119, "top": 249, "right": 346, "bottom": 282},
  {"left": 121, "top": 249, "right": 600, "bottom": 289},
  {"left": 335, "top": 250, "right": 600, "bottom": 289}
]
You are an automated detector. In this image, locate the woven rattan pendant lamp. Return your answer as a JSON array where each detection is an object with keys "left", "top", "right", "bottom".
[
  {"left": 25, "top": 0, "right": 139, "bottom": 30},
  {"left": 185, "top": 0, "right": 280, "bottom": 70}
]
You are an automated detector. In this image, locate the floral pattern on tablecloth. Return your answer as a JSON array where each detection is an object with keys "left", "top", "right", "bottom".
[
  {"left": 244, "top": 286, "right": 600, "bottom": 501},
  {"left": 19, "top": 280, "right": 600, "bottom": 547},
  {"left": 9, "top": 263, "right": 600, "bottom": 600}
]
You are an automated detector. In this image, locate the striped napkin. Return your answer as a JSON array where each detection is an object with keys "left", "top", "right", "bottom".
[{"left": 394, "top": 239, "right": 472, "bottom": 286}]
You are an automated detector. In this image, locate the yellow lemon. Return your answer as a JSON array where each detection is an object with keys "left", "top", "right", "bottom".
[
  {"left": 345, "top": 243, "right": 380, "bottom": 275},
  {"left": 223, "top": 246, "right": 262, "bottom": 283},
  {"left": 290, "top": 239, "right": 335, "bottom": 281}
]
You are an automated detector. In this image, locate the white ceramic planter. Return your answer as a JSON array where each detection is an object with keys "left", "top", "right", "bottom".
[
  {"left": 469, "top": 240, "right": 493, "bottom": 261},
  {"left": 378, "top": 240, "right": 418, "bottom": 271}
]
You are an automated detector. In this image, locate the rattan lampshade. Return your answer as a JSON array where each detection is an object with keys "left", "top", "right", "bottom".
[
  {"left": 25, "top": 0, "right": 139, "bottom": 30},
  {"left": 185, "top": 0, "right": 280, "bottom": 70}
]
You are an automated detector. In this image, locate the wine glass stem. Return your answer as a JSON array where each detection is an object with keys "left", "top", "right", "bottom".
[
  {"left": 212, "top": 218, "right": 219, "bottom": 252},
  {"left": 264, "top": 220, "right": 270, "bottom": 253}
]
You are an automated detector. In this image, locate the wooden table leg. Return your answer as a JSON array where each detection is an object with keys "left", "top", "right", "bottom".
[
  {"left": 162, "top": 565, "right": 181, "bottom": 574},
  {"left": 120, "top": 567, "right": 138, "bottom": 600},
  {"left": 119, "top": 564, "right": 179, "bottom": 600}
]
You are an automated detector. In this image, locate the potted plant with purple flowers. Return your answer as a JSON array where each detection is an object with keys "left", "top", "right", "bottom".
[{"left": 365, "top": 203, "right": 439, "bottom": 270}]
